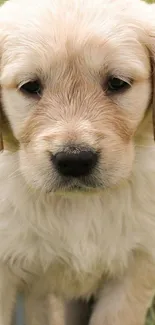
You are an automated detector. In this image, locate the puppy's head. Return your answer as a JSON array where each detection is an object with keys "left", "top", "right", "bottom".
[{"left": 0, "top": 0, "right": 154, "bottom": 193}]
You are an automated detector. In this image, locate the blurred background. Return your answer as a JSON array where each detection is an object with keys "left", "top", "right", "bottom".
[{"left": 0, "top": 0, "right": 155, "bottom": 324}]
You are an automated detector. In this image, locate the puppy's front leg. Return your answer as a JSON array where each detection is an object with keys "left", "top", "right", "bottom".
[
  {"left": 25, "top": 294, "right": 50, "bottom": 325},
  {"left": 89, "top": 254, "right": 155, "bottom": 325},
  {"left": 0, "top": 266, "right": 17, "bottom": 325}
]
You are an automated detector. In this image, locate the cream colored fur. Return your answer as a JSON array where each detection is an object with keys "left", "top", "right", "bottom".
[{"left": 0, "top": 0, "right": 155, "bottom": 324}]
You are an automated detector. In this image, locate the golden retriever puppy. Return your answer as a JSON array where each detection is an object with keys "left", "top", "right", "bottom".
[{"left": 0, "top": 0, "right": 155, "bottom": 324}]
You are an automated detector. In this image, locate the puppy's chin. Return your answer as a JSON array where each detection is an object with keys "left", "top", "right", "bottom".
[{"left": 53, "top": 186, "right": 102, "bottom": 197}]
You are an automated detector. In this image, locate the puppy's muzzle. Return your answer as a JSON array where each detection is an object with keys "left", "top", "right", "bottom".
[{"left": 52, "top": 146, "right": 98, "bottom": 178}]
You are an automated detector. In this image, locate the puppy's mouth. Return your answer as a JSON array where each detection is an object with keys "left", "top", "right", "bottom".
[{"left": 51, "top": 176, "right": 103, "bottom": 194}]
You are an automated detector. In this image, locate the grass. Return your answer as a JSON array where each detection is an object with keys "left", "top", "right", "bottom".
[{"left": 0, "top": 0, "right": 155, "bottom": 323}]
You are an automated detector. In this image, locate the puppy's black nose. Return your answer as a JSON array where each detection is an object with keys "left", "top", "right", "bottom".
[{"left": 52, "top": 148, "right": 98, "bottom": 177}]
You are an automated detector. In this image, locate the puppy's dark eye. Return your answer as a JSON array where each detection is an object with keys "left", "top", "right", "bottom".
[
  {"left": 20, "top": 80, "right": 42, "bottom": 97},
  {"left": 107, "top": 77, "right": 130, "bottom": 93}
]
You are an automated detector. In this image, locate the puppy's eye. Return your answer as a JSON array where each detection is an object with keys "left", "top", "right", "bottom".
[
  {"left": 20, "top": 80, "right": 42, "bottom": 97},
  {"left": 107, "top": 77, "right": 130, "bottom": 93}
]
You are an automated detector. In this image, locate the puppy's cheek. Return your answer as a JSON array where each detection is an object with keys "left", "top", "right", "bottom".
[
  {"left": 98, "top": 140, "right": 135, "bottom": 186},
  {"left": 19, "top": 145, "right": 54, "bottom": 191}
]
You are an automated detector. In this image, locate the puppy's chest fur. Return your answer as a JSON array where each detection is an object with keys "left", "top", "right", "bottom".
[
  {"left": 1, "top": 150, "right": 155, "bottom": 299},
  {"left": 0, "top": 196, "right": 117, "bottom": 298}
]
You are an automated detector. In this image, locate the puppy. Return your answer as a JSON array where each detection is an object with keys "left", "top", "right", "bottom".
[{"left": 0, "top": 0, "right": 155, "bottom": 324}]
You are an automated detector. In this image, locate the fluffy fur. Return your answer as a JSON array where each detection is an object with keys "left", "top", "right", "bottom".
[{"left": 0, "top": 0, "right": 155, "bottom": 324}]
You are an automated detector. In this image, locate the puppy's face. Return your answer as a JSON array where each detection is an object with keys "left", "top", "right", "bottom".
[{"left": 0, "top": 0, "right": 153, "bottom": 192}]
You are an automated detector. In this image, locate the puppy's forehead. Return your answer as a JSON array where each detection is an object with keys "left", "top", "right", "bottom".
[
  {"left": 0, "top": 0, "right": 150, "bottom": 84},
  {"left": 1, "top": 0, "right": 144, "bottom": 51}
]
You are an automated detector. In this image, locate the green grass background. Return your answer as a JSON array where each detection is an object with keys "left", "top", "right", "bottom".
[{"left": 0, "top": 0, "right": 155, "bottom": 323}]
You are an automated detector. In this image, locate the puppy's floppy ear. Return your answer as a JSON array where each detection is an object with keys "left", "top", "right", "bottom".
[{"left": 0, "top": 4, "right": 19, "bottom": 152}]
